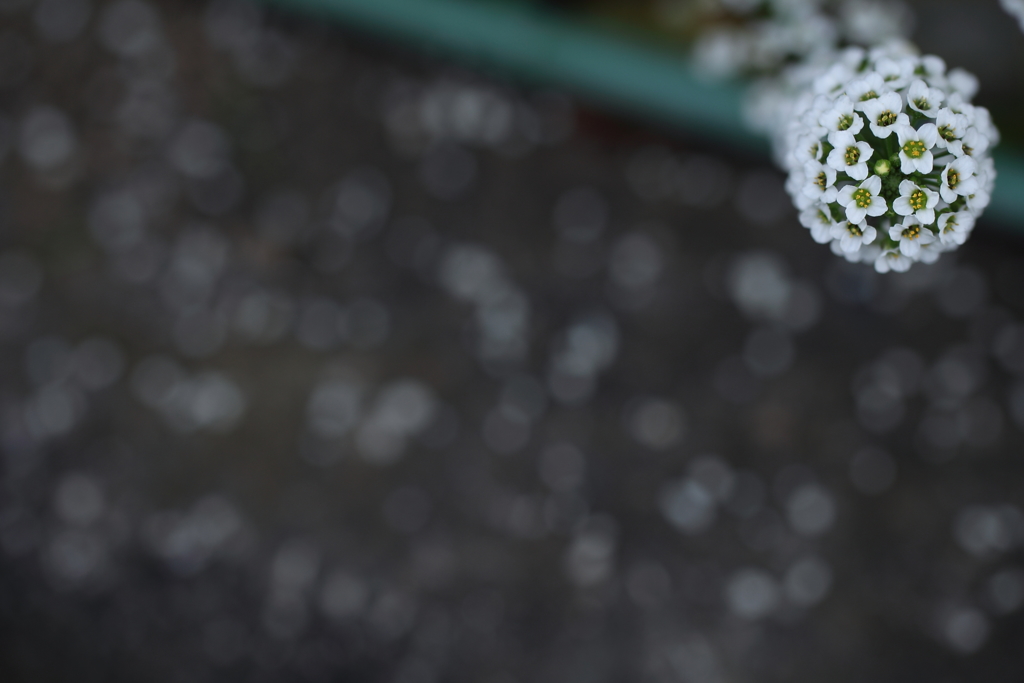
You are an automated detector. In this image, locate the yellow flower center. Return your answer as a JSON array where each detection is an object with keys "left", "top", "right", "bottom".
[
  {"left": 877, "top": 111, "right": 897, "bottom": 127},
  {"left": 948, "top": 171, "right": 960, "bottom": 189},
  {"left": 902, "top": 225, "right": 922, "bottom": 240},
  {"left": 845, "top": 146, "right": 861, "bottom": 165},
  {"left": 909, "top": 189, "right": 927, "bottom": 211},
  {"left": 903, "top": 140, "right": 926, "bottom": 159},
  {"left": 846, "top": 223, "right": 863, "bottom": 237},
  {"left": 853, "top": 188, "right": 872, "bottom": 208},
  {"left": 913, "top": 97, "right": 930, "bottom": 110},
  {"left": 938, "top": 125, "right": 957, "bottom": 141},
  {"left": 837, "top": 114, "right": 854, "bottom": 131},
  {"left": 814, "top": 172, "right": 828, "bottom": 189},
  {"left": 860, "top": 91, "right": 878, "bottom": 101},
  {"left": 943, "top": 217, "right": 958, "bottom": 233}
]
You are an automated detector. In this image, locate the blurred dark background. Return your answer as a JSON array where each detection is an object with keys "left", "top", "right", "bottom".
[{"left": 1, "top": 0, "right": 1024, "bottom": 681}]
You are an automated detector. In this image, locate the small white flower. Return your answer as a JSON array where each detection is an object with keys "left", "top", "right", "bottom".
[
  {"left": 947, "top": 68, "right": 979, "bottom": 99},
  {"left": 830, "top": 218, "right": 877, "bottom": 253},
  {"left": 920, "top": 56, "right": 948, "bottom": 85},
  {"left": 949, "top": 127, "right": 990, "bottom": 158},
  {"left": 827, "top": 130, "right": 873, "bottom": 180},
  {"left": 860, "top": 92, "right": 909, "bottom": 138},
  {"left": 944, "top": 92, "right": 975, "bottom": 120},
  {"left": 874, "top": 57, "right": 914, "bottom": 90},
  {"left": 818, "top": 96, "right": 864, "bottom": 135},
  {"left": 848, "top": 73, "right": 887, "bottom": 111},
  {"left": 888, "top": 217, "right": 936, "bottom": 258},
  {"left": 814, "top": 61, "right": 859, "bottom": 96},
  {"left": 802, "top": 161, "right": 838, "bottom": 203},
  {"left": 967, "top": 186, "right": 992, "bottom": 213},
  {"left": 907, "top": 79, "right": 945, "bottom": 118},
  {"left": 787, "top": 173, "right": 815, "bottom": 211},
  {"left": 934, "top": 108, "right": 969, "bottom": 151},
  {"left": 892, "top": 179, "right": 939, "bottom": 226},
  {"left": 916, "top": 239, "right": 943, "bottom": 265},
  {"left": 940, "top": 156, "right": 980, "bottom": 203},
  {"left": 837, "top": 46, "right": 869, "bottom": 70},
  {"left": 875, "top": 248, "right": 912, "bottom": 274},
  {"left": 978, "top": 155, "right": 998, "bottom": 188},
  {"left": 799, "top": 207, "right": 838, "bottom": 244},
  {"left": 896, "top": 123, "right": 938, "bottom": 174},
  {"left": 937, "top": 211, "right": 975, "bottom": 246},
  {"left": 836, "top": 175, "right": 887, "bottom": 223},
  {"left": 973, "top": 106, "right": 1001, "bottom": 145},
  {"left": 792, "top": 131, "right": 826, "bottom": 165}
]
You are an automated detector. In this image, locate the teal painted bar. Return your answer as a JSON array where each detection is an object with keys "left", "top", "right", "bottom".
[
  {"left": 991, "top": 152, "right": 1024, "bottom": 227},
  {"left": 262, "top": 0, "right": 1023, "bottom": 231},
  {"left": 260, "top": 0, "right": 762, "bottom": 150}
]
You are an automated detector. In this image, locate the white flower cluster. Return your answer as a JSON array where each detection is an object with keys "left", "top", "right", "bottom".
[
  {"left": 779, "top": 45, "right": 998, "bottom": 272},
  {"left": 1001, "top": 0, "right": 1024, "bottom": 32},
  {"left": 692, "top": 0, "right": 911, "bottom": 79}
]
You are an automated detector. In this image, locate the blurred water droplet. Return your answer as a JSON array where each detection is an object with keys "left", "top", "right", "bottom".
[
  {"left": 170, "top": 119, "right": 230, "bottom": 180},
  {"left": 783, "top": 556, "right": 832, "bottom": 607},
  {"left": 270, "top": 539, "right": 320, "bottom": 589},
  {"left": 564, "top": 519, "right": 616, "bottom": 587},
  {"left": 54, "top": 473, "right": 105, "bottom": 526},
  {"left": 954, "top": 506, "right": 1013, "bottom": 558},
  {"left": 660, "top": 479, "right": 716, "bottom": 535},
  {"left": 942, "top": 608, "right": 989, "bottom": 654},
  {"left": 987, "top": 568, "right": 1024, "bottom": 615},
  {"left": 98, "top": 0, "right": 161, "bottom": 58},
  {"left": 320, "top": 571, "right": 369, "bottom": 621},
  {"left": 725, "top": 568, "right": 779, "bottom": 620},
  {"left": 326, "top": 168, "right": 392, "bottom": 239},
  {"left": 307, "top": 379, "right": 362, "bottom": 439},
  {"left": 628, "top": 398, "right": 686, "bottom": 450},
  {"left": 786, "top": 484, "right": 836, "bottom": 537},
  {"left": 18, "top": 105, "right": 76, "bottom": 171},
  {"left": 609, "top": 232, "right": 663, "bottom": 291}
]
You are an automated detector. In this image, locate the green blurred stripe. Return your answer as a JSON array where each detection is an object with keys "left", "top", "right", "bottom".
[
  {"left": 262, "top": 0, "right": 1024, "bottom": 231},
  {"left": 991, "top": 151, "right": 1024, "bottom": 227},
  {"left": 260, "top": 0, "right": 761, "bottom": 149}
]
